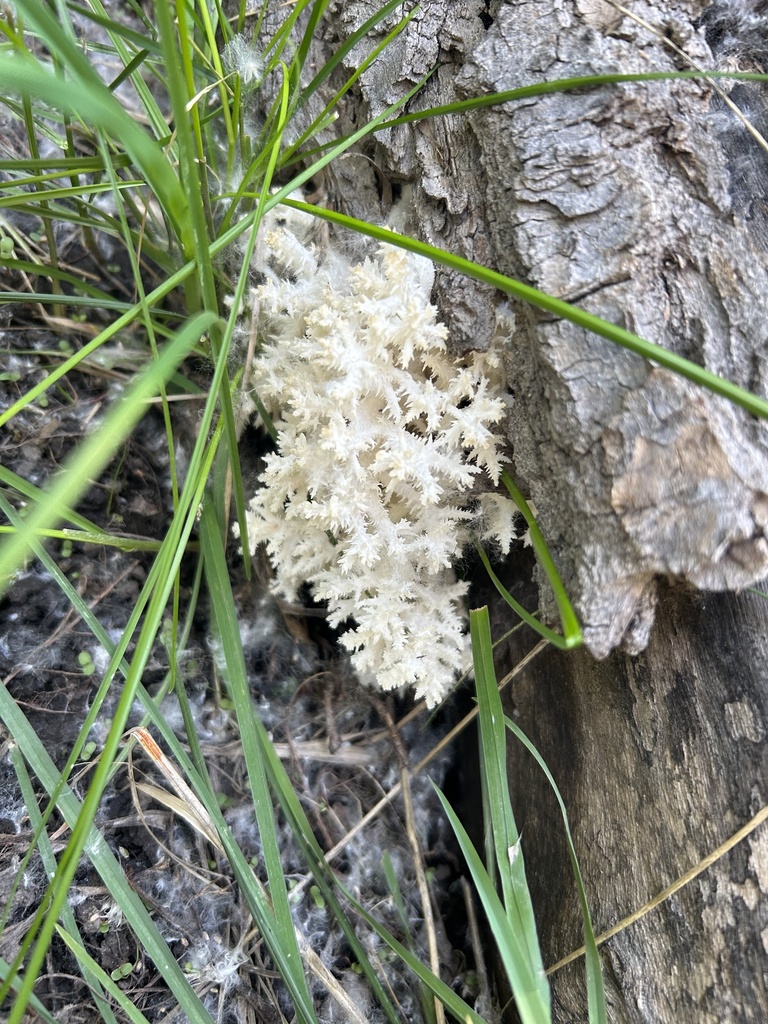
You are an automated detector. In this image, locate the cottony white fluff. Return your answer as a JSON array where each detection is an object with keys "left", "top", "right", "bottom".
[{"left": 237, "top": 210, "right": 510, "bottom": 706}]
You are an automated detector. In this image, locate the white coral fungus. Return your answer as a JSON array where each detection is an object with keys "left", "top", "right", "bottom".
[{"left": 239, "top": 223, "right": 509, "bottom": 706}]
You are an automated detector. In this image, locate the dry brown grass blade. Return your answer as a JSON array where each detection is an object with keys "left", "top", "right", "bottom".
[
  {"left": 461, "top": 875, "right": 493, "bottom": 1013},
  {"left": 289, "top": 638, "right": 549, "bottom": 901},
  {"left": 548, "top": 802, "right": 768, "bottom": 973},
  {"left": 401, "top": 765, "right": 446, "bottom": 1024},
  {"left": 603, "top": 0, "right": 768, "bottom": 154},
  {"left": 129, "top": 726, "right": 225, "bottom": 853},
  {"left": 300, "top": 945, "right": 370, "bottom": 1024}
]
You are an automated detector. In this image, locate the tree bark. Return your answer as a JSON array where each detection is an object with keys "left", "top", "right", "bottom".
[
  {"left": 492, "top": 582, "right": 768, "bottom": 1022},
  {"left": 255, "top": 1, "right": 768, "bottom": 1018}
]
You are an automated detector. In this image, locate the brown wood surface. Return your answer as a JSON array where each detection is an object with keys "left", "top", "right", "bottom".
[{"left": 495, "top": 583, "right": 768, "bottom": 1022}]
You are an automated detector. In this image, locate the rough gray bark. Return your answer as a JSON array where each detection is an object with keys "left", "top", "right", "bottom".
[
  {"left": 459, "top": 0, "right": 768, "bottom": 658},
  {"left": 253, "top": 1, "right": 768, "bottom": 1019}
]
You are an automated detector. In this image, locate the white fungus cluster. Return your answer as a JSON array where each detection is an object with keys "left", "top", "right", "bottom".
[{"left": 237, "top": 208, "right": 511, "bottom": 706}]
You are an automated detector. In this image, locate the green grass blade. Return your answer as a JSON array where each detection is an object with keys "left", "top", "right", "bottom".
[
  {"left": 132, "top": 693, "right": 336, "bottom": 1023},
  {"left": 0, "top": 162, "right": 111, "bottom": 182},
  {"left": 0, "top": 262, "right": 200, "bottom": 430},
  {"left": 470, "top": 608, "right": 549, "bottom": 989},
  {"left": 109, "top": 47, "right": 151, "bottom": 92},
  {"left": 95, "top": 126, "right": 182, "bottom": 513},
  {"left": 279, "top": 201, "right": 768, "bottom": 422},
  {"left": 283, "top": 5, "right": 416, "bottom": 160},
  {"left": 475, "top": 545, "right": 580, "bottom": 650},
  {"left": 10, "top": 746, "right": 119, "bottom": 1024},
  {"left": 471, "top": 610, "right": 519, "bottom": 899},
  {"left": 0, "top": 327, "right": 219, "bottom": 1024},
  {"left": 224, "top": 71, "right": 435, "bottom": 213},
  {"left": 341, "top": 891, "right": 487, "bottom": 1024},
  {"left": 52, "top": 1, "right": 166, "bottom": 63},
  {"left": 0, "top": 257, "right": 119, "bottom": 300},
  {"left": 75, "top": 0, "right": 170, "bottom": 141},
  {"left": 254, "top": 748, "right": 404, "bottom": 1024},
  {"left": 0, "top": 155, "right": 132, "bottom": 172},
  {"left": 381, "top": 856, "right": 437, "bottom": 1024},
  {"left": 153, "top": 0, "right": 213, "bottom": 271},
  {"left": 0, "top": 205, "right": 122, "bottom": 234},
  {"left": 433, "top": 783, "right": 551, "bottom": 1024},
  {"left": 0, "top": 490, "right": 161, "bottom": 822},
  {"left": 0, "top": 958, "right": 59, "bottom": 1024},
  {"left": 261, "top": 0, "right": 312, "bottom": 71},
  {"left": 0, "top": 694, "right": 215, "bottom": 1024},
  {"left": 9, "top": 539, "right": 204, "bottom": 1019},
  {"left": 289, "top": 0, "right": 331, "bottom": 86},
  {"left": 503, "top": 717, "right": 607, "bottom": 1024},
  {"left": 381, "top": 851, "right": 416, "bottom": 949},
  {"left": 378, "top": 69, "right": 768, "bottom": 129},
  {"left": 0, "top": 292, "right": 138, "bottom": 311},
  {"left": 0, "top": 179, "right": 143, "bottom": 207},
  {"left": 0, "top": 311, "right": 217, "bottom": 594},
  {"left": 0, "top": 73, "right": 432, "bottom": 425},
  {"left": 0, "top": 37, "right": 189, "bottom": 244},
  {"left": 0, "top": 488, "right": 151, "bottom": 875},
  {"left": 0, "top": 407, "right": 214, "bottom": 972},
  {"left": 55, "top": 928, "right": 151, "bottom": 1024},
  {"left": 216, "top": 59, "right": 294, "bottom": 555},
  {"left": 0, "top": 384, "right": 226, "bottom": 873},
  {"left": 296, "top": 0, "right": 407, "bottom": 107},
  {"left": 499, "top": 470, "right": 581, "bottom": 644},
  {"left": 1, "top": 417, "right": 221, "bottom": 1024},
  {"left": 0, "top": 465, "right": 109, "bottom": 535},
  {"left": 278, "top": 68, "right": 768, "bottom": 168},
  {"left": 9, "top": 745, "right": 120, "bottom": 1024},
  {"left": 219, "top": 56, "right": 299, "bottom": 227},
  {"left": 182, "top": 581, "right": 403, "bottom": 1024},
  {"left": 199, "top": 500, "right": 318, "bottom": 1024},
  {"left": 475, "top": 467, "right": 583, "bottom": 650},
  {"left": 152, "top": 0, "right": 251, "bottom": 570},
  {"left": 135, "top": 678, "right": 400, "bottom": 1024}
]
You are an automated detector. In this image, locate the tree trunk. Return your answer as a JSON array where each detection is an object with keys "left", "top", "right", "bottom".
[
  {"left": 258, "top": 1, "right": 768, "bottom": 1018},
  {"left": 493, "top": 582, "right": 768, "bottom": 1022}
]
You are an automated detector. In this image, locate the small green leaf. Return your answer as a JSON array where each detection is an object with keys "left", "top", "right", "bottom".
[
  {"left": 110, "top": 962, "right": 133, "bottom": 981},
  {"left": 77, "top": 651, "right": 95, "bottom": 676}
]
